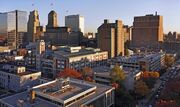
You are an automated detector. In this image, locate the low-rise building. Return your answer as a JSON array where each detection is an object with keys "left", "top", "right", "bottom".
[
  {"left": 0, "top": 65, "right": 41, "bottom": 92},
  {"left": 93, "top": 66, "right": 141, "bottom": 90},
  {"left": 110, "top": 53, "right": 165, "bottom": 71},
  {"left": 38, "top": 46, "right": 108, "bottom": 78},
  {"left": 0, "top": 78, "right": 114, "bottom": 107}
]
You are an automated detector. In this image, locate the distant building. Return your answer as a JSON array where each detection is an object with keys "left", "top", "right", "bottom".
[
  {"left": 97, "top": 19, "right": 124, "bottom": 58},
  {"left": 132, "top": 13, "right": 163, "bottom": 48},
  {"left": 164, "top": 31, "right": 179, "bottom": 42},
  {"left": 44, "top": 27, "right": 82, "bottom": 46},
  {"left": 0, "top": 10, "right": 27, "bottom": 49},
  {"left": 123, "top": 25, "right": 132, "bottom": 45},
  {"left": 46, "top": 10, "right": 58, "bottom": 28},
  {"left": 110, "top": 53, "right": 165, "bottom": 71},
  {"left": 163, "top": 41, "right": 180, "bottom": 54},
  {"left": 27, "top": 10, "right": 44, "bottom": 43},
  {"left": 65, "top": 15, "right": 84, "bottom": 34},
  {"left": 0, "top": 78, "right": 115, "bottom": 107},
  {"left": 0, "top": 65, "right": 41, "bottom": 92},
  {"left": 44, "top": 11, "right": 82, "bottom": 46}
]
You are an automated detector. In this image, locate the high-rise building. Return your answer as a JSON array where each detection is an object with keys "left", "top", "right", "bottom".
[
  {"left": 132, "top": 13, "right": 163, "bottom": 48},
  {"left": 27, "top": 10, "right": 41, "bottom": 42},
  {"left": 65, "top": 15, "right": 84, "bottom": 34},
  {"left": 46, "top": 10, "right": 58, "bottom": 28},
  {"left": 0, "top": 10, "right": 27, "bottom": 49},
  {"left": 44, "top": 11, "right": 83, "bottom": 46},
  {"left": 97, "top": 19, "right": 124, "bottom": 58},
  {"left": 123, "top": 25, "right": 132, "bottom": 47}
]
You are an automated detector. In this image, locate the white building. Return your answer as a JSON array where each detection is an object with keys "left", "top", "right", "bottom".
[
  {"left": 0, "top": 78, "right": 114, "bottom": 107},
  {"left": 0, "top": 65, "right": 41, "bottom": 92},
  {"left": 65, "top": 15, "right": 84, "bottom": 34}
]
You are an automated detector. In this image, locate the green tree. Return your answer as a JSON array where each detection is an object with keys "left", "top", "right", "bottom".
[
  {"left": 110, "top": 64, "right": 126, "bottom": 83},
  {"left": 135, "top": 80, "right": 150, "bottom": 97},
  {"left": 125, "top": 48, "right": 130, "bottom": 56},
  {"left": 115, "top": 88, "right": 136, "bottom": 107}
]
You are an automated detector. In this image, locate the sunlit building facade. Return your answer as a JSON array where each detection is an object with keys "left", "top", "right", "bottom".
[{"left": 0, "top": 10, "right": 27, "bottom": 49}]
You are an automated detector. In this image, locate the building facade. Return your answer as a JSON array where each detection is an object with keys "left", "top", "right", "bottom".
[
  {"left": 132, "top": 14, "right": 163, "bottom": 48},
  {"left": 110, "top": 53, "right": 165, "bottom": 71},
  {"left": 36, "top": 46, "right": 108, "bottom": 78},
  {"left": 97, "top": 19, "right": 124, "bottom": 58},
  {"left": 65, "top": 15, "right": 84, "bottom": 34},
  {"left": 44, "top": 11, "right": 82, "bottom": 46},
  {"left": 27, "top": 10, "right": 43, "bottom": 43},
  {"left": 0, "top": 10, "right": 27, "bottom": 49},
  {"left": 0, "top": 65, "right": 41, "bottom": 92},
  {"left": 46, "top": 10, "right": 58, "bottom": 28}
]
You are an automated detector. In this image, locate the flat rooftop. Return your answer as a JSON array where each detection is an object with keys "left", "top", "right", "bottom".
[
  {"left": 1, "top": 78, "right": 113, "bottom": 107},
  {"left": 0, "top": 66, "right": 40, "bottom": 77},
  {"left": 34, "top": 79, "right": 93, "bottom": 101},
  {"left": 52, "top": 46, "right": 105, "bottom": 58},
  {"left": 0, "top": 91, "right": 58, "bottom": 107}
]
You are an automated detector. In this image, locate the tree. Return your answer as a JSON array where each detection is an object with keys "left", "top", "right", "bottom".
[
  {"left": 160, "top": 78, "right": 180, "bottom": 106},
  {"left": 81, "top": 67, "right": 93, "bottom": 79},
  {"left": 140, "top": 71, "right": 159, "bottom": 89},
  {"left": 134, "top": 80, "right": 150, "bottom": 97},
  {"left": 17, "top": 49, "right": 27, "bottom": 56},
  {"left": 115, "top": 88, "right": 136, "bottom": 107},
  {"left": 124, "top": 48, "right": 130, "bottom": 56},
  {"left": 140, "top": 71, "right": 159, "bottom": 78},
  {"left": 57, "top": 68, "right": 82, "bottom": 79},
  {"left": 164, "top": 54, "right": 175, "bottom": 68},
  {"left": 110, "top": 64, "right": 126, "bottom": 83}
]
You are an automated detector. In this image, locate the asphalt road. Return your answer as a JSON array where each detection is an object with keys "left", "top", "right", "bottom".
[{"left": 146, "top": 65, "right": 180, "bottom": 107}]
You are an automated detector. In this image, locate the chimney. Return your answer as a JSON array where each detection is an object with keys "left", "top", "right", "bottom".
[
  {"left": 104, "top": 19, "right": 109, "bottom": 24},
  {"left": 29, "top": 90, "right": 35, "bottom": 103}
]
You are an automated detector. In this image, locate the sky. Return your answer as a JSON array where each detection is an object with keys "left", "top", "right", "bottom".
[{"left": 0, "top": 0, "right": 180, "bottom": 33}]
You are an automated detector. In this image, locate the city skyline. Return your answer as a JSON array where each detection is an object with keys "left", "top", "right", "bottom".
[{"left": 1, "top": 0, "right": 180, "bottom": 33}]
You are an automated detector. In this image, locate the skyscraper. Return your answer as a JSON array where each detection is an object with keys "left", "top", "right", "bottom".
[
  {"left": 65, "top": 15, "right": 84, "bottom": 34},
  {"left": 46, "top": 10, "right": 58, "bottom": 28},
  {"left": 132, "top": 13, "right": 163, "bottom": 48},
  {"left": 44, "top": 11, "right": 82, "bottom": 46},
  {"left": 0, "top": 10, "right": 27, "bottom": 49},
  {"left": 27, "top": 10, "right": 40, "bottom": 42},
  {"left": 97, "top": 19, "right": 124, "bottom": 58}
]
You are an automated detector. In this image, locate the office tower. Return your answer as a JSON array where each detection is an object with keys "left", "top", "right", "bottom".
[
  {"left": 0, "top": 10, "right": 27, "bottom": 49},
  {"left": 27, "top": 10, "right": 40, "bottom": 42},
  {"left": 132, "top": 13, "right": 163, "bottom": 48},
  {"left": 65, "top": 15, "right": 84, "bottom": 34},
  {"left": 97, "top": 19, "right": 124, "bottom": 58},
  {"left": 44, "top": 11, "right": 82, "bottom": 46},
  {"left": 123, "top": 25, "right": 132, "bottom": 47},
  {"left": 46, "top": 10, "right": 58, "bottom": 28}
]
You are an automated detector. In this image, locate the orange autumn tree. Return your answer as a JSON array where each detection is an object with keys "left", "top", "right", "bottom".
[
  {"left": 140, "top": 71, "right": 160, "bottom": 89},
  {"left": 57, "top": 68, "right": 82, "bottom": 79},
  {"left": 81, "top": 67, "right": 94, "bottom": 82},
  {"left": 140, "top": 71, "right": 160, "bottom": 78}
]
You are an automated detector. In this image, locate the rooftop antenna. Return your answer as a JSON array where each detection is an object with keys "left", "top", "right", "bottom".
[
  {"left": 50, "top": 3, "right": 54, "bottom": 10},
  {"left": 66, "top": 10, "right": 69, "bottom": 15},
  {"left": 155, "top": 11, "right": 158, "bottom": 16},
  {"left": 31, "top": 3, "right": 38, "bottom": 11}
]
